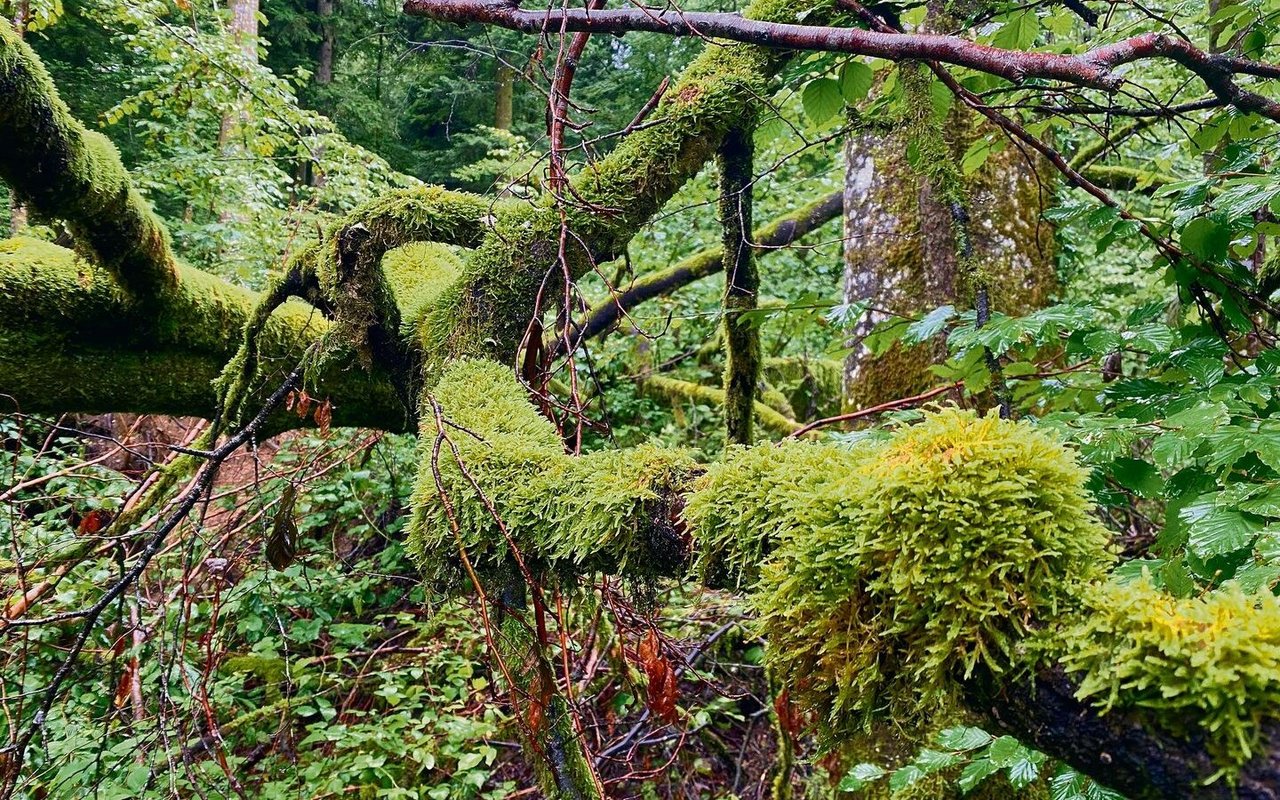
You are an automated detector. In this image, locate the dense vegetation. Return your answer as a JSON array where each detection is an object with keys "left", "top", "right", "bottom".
[{"left": 4, "top": 0, "right": 1280, "bottom": 798}]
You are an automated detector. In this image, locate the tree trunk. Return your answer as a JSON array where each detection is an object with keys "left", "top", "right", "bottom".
[
  {"left": 316, "top": 0, "right": 334, "bottom": 85},
  {"left": 8, "top": 0, "right": 27, "bottom": 235},
  {"left": 719, "top": 126, "right": 759, "bottom": 444},
  {"left": 841, "top": 109, "right": 1056, "bottom": 408}
]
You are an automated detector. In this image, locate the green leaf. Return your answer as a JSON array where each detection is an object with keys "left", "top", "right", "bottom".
[
  {"left": 913, "top": 748, "right": 961, "bottom": 774},
  {"left": 1110, "top": 458, "right": 1164, "bottom": 499},
  {"left": 1179, "top": 497, "right": 1262, "bottom": 559},
  {"left": 839, "top": 763, "right": 887, "bottom": 792},
  {"left": 1007, "top": 755, "right": 1042, "bottom": 788},
  {"left": 985, "top": 736, "right": 1023, "bottom": 767},
  {"left": 889, "top": 765, "right": 925, "bottom": 792},
  {"left": 957, "top": 758, "right": 999, "bottom": 793},
  {"left": 839, "top": 61, "right": 874, "bottom": 103},
  {"left": 456, "top": 751, "right": 484, "bottom": 771},
  {"left": 936, "top": 726, "right": 993, "bottom": 751},
  {"left": 961, "top": 136, "right": 998, "bottom": 175},
  {"left": 802, "top": 78, "right": 844, "bottom": 124},
  {"left": 1180, "top": 217, "right": 1231, "bottom": 262},
  {"left": 904, "top": 305, "right": 956, "bottom": 344},
  {"left": 993, "top": 9, "right": 1039, "bottom": 49}
]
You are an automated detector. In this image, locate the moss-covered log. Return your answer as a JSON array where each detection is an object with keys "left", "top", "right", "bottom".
[{"left": 417, "top": 360, "right": 1280, "bottom": 799}]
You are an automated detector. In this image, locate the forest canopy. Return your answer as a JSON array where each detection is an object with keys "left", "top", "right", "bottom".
[{"left": 4, "top": 0, "right": 1280, "bottom": 798}]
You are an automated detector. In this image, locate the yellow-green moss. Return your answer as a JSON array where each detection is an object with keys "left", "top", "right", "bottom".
[
  {"left": 684, "top": 439, "right": 856, "bottom": 587},
  {"left": 0, "top": 236, "right": 407, "bottom": 430},
  {"left": 1055, "top": 578, "right": 1280, "bottom": 778},
  {"left": 748, "top": 410, "right": 1113, "bottom": 741},
  {"left": 642, "top": 374, "right": 802, "bottom": 437},
  {"left": 407, "top": 359, "right": 698, "bottom": 591},
  {"left": 0, "top": 22, "right": 176, "bottom": 295}
]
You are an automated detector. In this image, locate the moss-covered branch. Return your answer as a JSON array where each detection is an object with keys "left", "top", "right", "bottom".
[
  {"left": 0, "top": 21, "right": 177, "bottom": 299},
  {"left": 421, "top": 0, "right": 811, "bottom": 367},
  {"left": 413, "top": 364, "right": 1280, "bottom": 797},
  {"left": 556, "top": 190, "right": 842, "bottom": 356},
  {"left": 640, "top": 374, "right": 802, "bottom": 436},
  {"left": 0, "top": 237, "right": 409, "bottom": 431}
]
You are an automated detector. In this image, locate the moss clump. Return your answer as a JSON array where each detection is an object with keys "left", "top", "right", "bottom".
[
  {"left": 748, "top": 409, "right": 1113, "bottom": 740},
  {"left": 1056, "top": 577, "right": 1280, "bottom": 777},
  {"left": 684, "top": 440, "right": 857, "bottom": 588},
  {"left": 407, "top": 359, "right": 697, "bottom": 592}
]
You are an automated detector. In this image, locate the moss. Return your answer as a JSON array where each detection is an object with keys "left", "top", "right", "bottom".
[
  {"left": 407, "top": 359, "right": 698, "bottom": 592},
  {"left": 0, "top": 236, "right": 408, "bottom": 431},
  {"left": 414, "top": 0, "right": 814, "bottom": 373},
  {"left": 745, "top": 410, "right": 1113, "bottom": 741},
  {"left": 684, "top": 440, "right": 855, "bottom": 588},
  {"left": 843, "top": 65, "right": 1056, "bottom": 409},
  {"left": 382, "top": 242, "right": 464, "bottom": 334},
  {"left": 0, "top": 22, "right": 176, "bottom": 296},
  {"left": 764, "top": 356, "right": 844, "bottom": 420},
  {"left": 1054, "top": 577, "right": 1280, "bottom": 778}
]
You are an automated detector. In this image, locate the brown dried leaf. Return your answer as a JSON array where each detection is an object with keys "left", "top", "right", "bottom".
[{"left": 314, "top": 399, "right": 332, "bottom": 436}]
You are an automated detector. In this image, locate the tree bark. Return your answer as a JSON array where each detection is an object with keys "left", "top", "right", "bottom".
[
  {"left": 841, "top": 113, "right": 1056, "bottom": 406},
  {"left": 495, "top": 63, "right": 514, "bottom": 130},
  {"left": 316, "top": 0, "right": 334, "bottom": 85},
  {"left": 719, "top": 126, "right": 759, "bottom": 444}
]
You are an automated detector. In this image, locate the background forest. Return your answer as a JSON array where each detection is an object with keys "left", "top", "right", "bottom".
[{"left": 3, "top": 0, "right": 1280, "bottom": 798}]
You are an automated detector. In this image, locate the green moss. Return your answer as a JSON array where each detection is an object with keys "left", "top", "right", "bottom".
[
  {"left": 684, "top": 439, "right": 855, "bottom": 588},
  {"left": 746, "top": 410, "right": 1113, "bottom": 741},
  {"left": 407, "top": 359, "right": 698, "bottom": 592},
  {"left": 1055, "top": 577, "right": 1280, "bottom": 778},
  {"left": 764, "top": 356, "right": 844, "bottom": 420},
  {"left": 0, "top": 23, "right": 176, "bottom": 295},
  {"left": 0, "top": 236, "right": 407, "bottom": 430},
  {"left": 382, "top": 242, "right": 464, "bottom": 334}
]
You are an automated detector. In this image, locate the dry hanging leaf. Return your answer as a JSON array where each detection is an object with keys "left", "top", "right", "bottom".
[
  {"left": 314, "top": 399, "right": 332, "bottom": 436},
  {"left": 295, "top": 389, "right": 312, "bottom": 419},
  {"left": 637, "top": 630, "right": 678, "bottom": 724},
  {"left": 265, "top": 484, "right": 299, "bottom": 570}
]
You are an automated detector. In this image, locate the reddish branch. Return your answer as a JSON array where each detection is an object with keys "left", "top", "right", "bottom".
[
  {"left": 404, "top": 0, "right": 1280, "bottom": 122},
  {"left": 548, "top": 0, "right": 607, "bottom": 193}
]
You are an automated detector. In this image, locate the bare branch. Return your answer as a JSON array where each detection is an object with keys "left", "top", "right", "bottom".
[{"left": 404, "top": 0, "right": 1280, "bottom": 123}]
